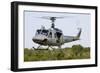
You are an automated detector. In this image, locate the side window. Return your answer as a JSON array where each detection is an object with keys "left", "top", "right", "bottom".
[
  {"left": 56, "top": 32, "right": 62, "bottom": 39},
  {"left": 48, "top": 32, "right": 52, "bottom": 38},
  {"left": 54, "top": 33, "right": 57, "bottom": 38}
]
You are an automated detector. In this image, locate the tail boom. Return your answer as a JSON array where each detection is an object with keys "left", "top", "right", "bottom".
[{"left": 63, "top": 28, "right": 82, "bottom": 43}]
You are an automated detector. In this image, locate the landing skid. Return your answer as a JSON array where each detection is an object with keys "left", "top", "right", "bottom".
[
  {"left": 32, "top": 45, "right": 49, "bottom": 50},
  {"left": 32, "top": 45, "right": 64, "bottom": 56}
]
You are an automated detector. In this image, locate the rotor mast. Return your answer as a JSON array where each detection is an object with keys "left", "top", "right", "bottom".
[
  {"left": 50, "top": 17, "right": 56, "bottom": 28},
  {"left": 41, "top": 16, "right": 64, "bottom": 28}
]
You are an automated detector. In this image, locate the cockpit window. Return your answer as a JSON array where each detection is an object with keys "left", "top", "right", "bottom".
[
  {"left": 41, "top": 30, "right": 48, "bottom": 36},
  {"left": 36, "top": 29, "right": 48, "bottom": 36},
  {"left": 37, "top": 30, "right": 41, "bottom": 34}
]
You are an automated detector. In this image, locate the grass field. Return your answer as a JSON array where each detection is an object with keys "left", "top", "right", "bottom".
[{"left": 24, "top": 45, "right": 90, "bottom": 62}]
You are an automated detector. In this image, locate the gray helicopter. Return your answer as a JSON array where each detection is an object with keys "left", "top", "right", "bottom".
[{"left": 32, "top": 17, "right": 82, "bottom": 50}]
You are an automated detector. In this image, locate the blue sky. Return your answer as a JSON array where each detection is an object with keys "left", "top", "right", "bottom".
[{"left": 24, "top": 11, "right": 91, "bottom": 48}]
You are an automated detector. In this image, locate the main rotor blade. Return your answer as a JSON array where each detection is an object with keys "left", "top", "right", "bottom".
[{"left": 41, "top": 16, "right": 64, "bottom": 20}]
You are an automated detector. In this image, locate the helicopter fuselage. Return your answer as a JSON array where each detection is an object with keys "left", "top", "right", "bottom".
[{"left": 32, "top": 28, "right": 81, "bottom": 47}]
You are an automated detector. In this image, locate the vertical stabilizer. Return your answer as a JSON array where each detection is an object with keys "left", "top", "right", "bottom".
[{"left": 76, "top": 28, "right": 82, "bottom": 39}]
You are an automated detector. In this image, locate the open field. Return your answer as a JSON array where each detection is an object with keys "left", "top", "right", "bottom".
[{"left": 24, "top": 45, "right": 90, "bottom": 62}]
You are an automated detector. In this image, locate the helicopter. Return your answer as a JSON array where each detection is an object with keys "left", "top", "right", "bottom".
[{"left": 32, "top": 17, "right": 82, "bottom": 50}]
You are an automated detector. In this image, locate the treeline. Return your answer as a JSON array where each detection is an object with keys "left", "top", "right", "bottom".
[{"left": 24, "top": 45, "right": 90, "bottom": 62}]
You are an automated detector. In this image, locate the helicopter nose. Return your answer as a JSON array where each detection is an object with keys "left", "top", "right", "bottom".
[
  {"left": 32, "top": 36, "right": 44, "bottom": 43},
  {"left": 32, "top": 37, "right": 41, "bottom": 42}
]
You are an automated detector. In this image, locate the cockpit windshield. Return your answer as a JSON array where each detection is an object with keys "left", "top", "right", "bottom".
[
  {"left": 37, "top": 30, "right": 41, "bottom": 34},
  {"left": 36, "top": 29, "right": 48, "bottom": 36}
]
